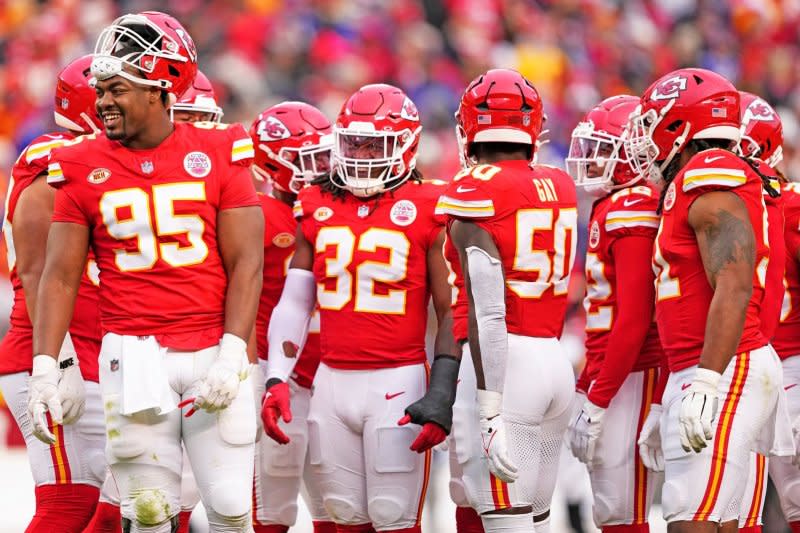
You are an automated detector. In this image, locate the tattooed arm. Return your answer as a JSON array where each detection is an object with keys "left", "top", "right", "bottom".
[{"left": 688, "top": 191, "right": 756, "bottom": 374}]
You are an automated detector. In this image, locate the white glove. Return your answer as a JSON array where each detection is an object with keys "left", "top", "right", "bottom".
[
  {"left": 637, "top": 404, "right": 664, "bottom": 472},
  {"left": 192, "top": 334, "right": 248, "bottom": 413},
  {"left": 27, "top": 355, "right": 63, "bottom": 444},
  {"left": 57, "top": 333, "right": 85, "bottom": 424},
  {"left": 477, "top": 390, "right": 518, "bottom": 483},
  {"left": 568, "top": 399, "right": 606, "bottom": 465},
  {"left": 679, "top": 368, "right": 720, "bottom": 453},
  {"left": 791, "top": 415, "right": 800, "bottom": 467}
]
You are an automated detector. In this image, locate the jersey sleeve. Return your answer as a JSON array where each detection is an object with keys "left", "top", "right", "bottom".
[
  {"left": 219, "top": 125, "right": 259, "bottom": 209},
  {"left": 435, "top": 176, "right": 496, "bottom": 220},
  {"left": 605, "top": 190, "right": 660, "bottom": 240},
  {"left": 680, "top": 150, "right": 749, "bottom": 197},
  {"left": 227, "top": 123, "right": 255, "bottom": 167},
  {"left": 52, "top": 186, "right": 90, "bottom": 226}
]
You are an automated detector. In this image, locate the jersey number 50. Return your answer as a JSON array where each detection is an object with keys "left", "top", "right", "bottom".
[{"left": 100, "top": 183, "right": 208, "bottom": 271}]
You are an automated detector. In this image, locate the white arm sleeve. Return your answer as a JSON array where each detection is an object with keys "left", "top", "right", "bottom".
[
  {"left": 266, "top": 268, "right": 317, "bottom": 382},
  {"left": 466, "top": 246, "right": 508, "bottom": 393}
]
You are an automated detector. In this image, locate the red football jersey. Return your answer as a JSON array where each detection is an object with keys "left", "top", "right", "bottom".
[
  {"left": 295, "top": 179, "right": 446, "bottom": 370},
  {"left": 0, "top": 133, "right": 101, "bottom": 380},
  {"left": 49, "top": 122, "right": 258, "bottom": 348},
  {"left": 436, "top": 161, "right": 578, "bottom": 338},
  {"left": 256, "top": 193, "right": 320, "bottom": 389},
  {"left": 583, "top": 185, "right": 663, "bottom": 381},
  {"left": 653, "top": 149, "right": 769, "bottom": 372},
  {"left": 773, "top": 183, "right": 800, "bottom": 359}
]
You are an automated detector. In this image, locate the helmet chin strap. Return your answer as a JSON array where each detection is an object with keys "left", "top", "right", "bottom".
[{"left": 657, "top": 121, "right": 692, "bottom": 178}]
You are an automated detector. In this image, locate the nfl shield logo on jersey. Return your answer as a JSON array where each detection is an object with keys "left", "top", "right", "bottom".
[
  {"left": 141, "top": 161, "right": 154, "bottom": 174},
  {"left": 184, "top": 151, "right": 212, "bottom": 178},
  {"left": 61, "top": 98, "right": 69, "bottom": 110},
  {"left": 110, "top": 359, "right": 119, "bottom": 372},
  {"left": 358, "top": 205, "right": 370, "bottom": 218}
]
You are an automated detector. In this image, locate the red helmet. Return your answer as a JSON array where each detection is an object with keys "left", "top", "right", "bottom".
[
  {"left": 332, "top": 83, "right": 422, "bottom": 197},
  {"left": 54, "top": 55, "right": 102, "bottom": 134},
  {"left": 738, "top": 91, "right": 783, "bottom": 168},
  {"left": 456, "top": 68, "right": 544, "bottom": 167},
  {"left": 91, "top": 11, "right": 198, "bottom": 98},
  {"left": 170, "top": 71, "right": 223, "bottom": 123},
  {"left": 250, "top": 101, "right": 333, "bottom": 193},
  {"left": 626, "top": 68, "right": 740, "bottom": 182},
  {"left": 566, "top": 95, "right": 639, "bottom": 194}
]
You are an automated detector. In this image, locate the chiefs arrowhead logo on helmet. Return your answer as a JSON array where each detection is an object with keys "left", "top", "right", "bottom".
[
  {"left": 744, "top": 99, "right": 775, "bottom": 122},
  {"left": 650, "top": 75, "right": 688, "bottom": 101},
  {"left": 400, "top": 97, "right": 420, "bottom": 121},
  {"left": 257, "top": 116, "right": 291, "bottom": 141}
]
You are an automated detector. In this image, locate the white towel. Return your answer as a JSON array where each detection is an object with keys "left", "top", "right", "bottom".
[{"left": 120, "top": 335, "right": 176, "bottom": 416}]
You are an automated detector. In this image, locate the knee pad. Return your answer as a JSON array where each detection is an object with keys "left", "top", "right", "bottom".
[
  {"left": 131, "top": 489, "right": 177, "bottom": 527},
  {"left": 374, "top": 426, "right": 417, "bottom": 473},
  {"left": 324, "top": 497, "right": 358, "bottom": 523},
  {"left": 206, "top": 509, "right": 250, "bottom": 532},
  {"left": 367, "top": 496, "right": 406, "bottom": 528},
  {"left": 207, "top": 485, "right": 251, "bottom": 519}
]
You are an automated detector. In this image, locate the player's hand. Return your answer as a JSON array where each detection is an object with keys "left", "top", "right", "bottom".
[
  {"left": 477, "top": 390, "right": 518, "bottom": 483},
  {"left": 261, "top": 378, "right": 292, "bottom": 444},
  {"left": 679, "top": 368, "right": 720, "bottom": 453},
  {"left": 27, "top": 355, "right": 63, "bottom": 444},
  {"left": 190, "top": 334, "right": 248, "bottom": 414},
  {"left": 568, "top": 400, "right": 605, "bottom": 465},
  {"left": 397, "top": 355, "right": 459, "bottom": 453},
  {"left": 637, "top": 403, "right": 664, "bottom": 472},
  {"left": 57, "top": 354, "right": 86, "bottom": 425}
]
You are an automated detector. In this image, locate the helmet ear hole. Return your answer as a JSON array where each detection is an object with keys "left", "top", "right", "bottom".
[
  {"left": 666, "top": 120, "right": 684, "bottom": 132},
  {"left": 168, "top": 65, "right": 179, "bottom": 77}
]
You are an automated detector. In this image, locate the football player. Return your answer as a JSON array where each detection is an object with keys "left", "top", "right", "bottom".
[
  {"left": 29, "top": 12, "right": 263, "bottom": 533},
  {"left": 625, "top": 68, "right": 790, "bottom": 532},
  {"left": 249, "top": 101, "right": 336, "bottom": 533},
  {"left": 170, "top": 70, "right": 224, "bottom": 124},
  {"left": 736, "top": 92, "right": 800, "bottom": 533},
  {"left": 437, "top": 68, "right": 578, "bottom": 533},
  {"left": 263, "top": 83, "right": 459, "bottom": 532},
  {"left": 565, "top": 95, "right": 664, "bottom": 533},
  {"left": 0, "top": 55, "right": 113, "bottom": 533}
]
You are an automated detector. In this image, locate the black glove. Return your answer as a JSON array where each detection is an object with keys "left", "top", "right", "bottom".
[{"left": 400, "top": 355, "right": 460, "bottom": 433}]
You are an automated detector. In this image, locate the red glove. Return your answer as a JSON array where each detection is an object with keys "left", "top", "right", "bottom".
[
  {"left": 261, "top": 379, "right": 292, "bottom": 444},
  {"left": 398, "top": 415, "right": 447, "bottom": 453}
]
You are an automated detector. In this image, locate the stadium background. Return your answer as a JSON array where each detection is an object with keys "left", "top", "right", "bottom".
[{"left": 0, "top": 0, "right": 798, "bottom": 530}]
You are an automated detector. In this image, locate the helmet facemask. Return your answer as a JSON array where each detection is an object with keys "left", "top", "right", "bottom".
[
  {"left": 256, "top": 134, "right": 333, "bottom": 193},
  {"left": 332, "top": 123, "right": 420, "bottom": 197},
  {"left": 566, "top": 120, "right": 637, "bottom": 195}
]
